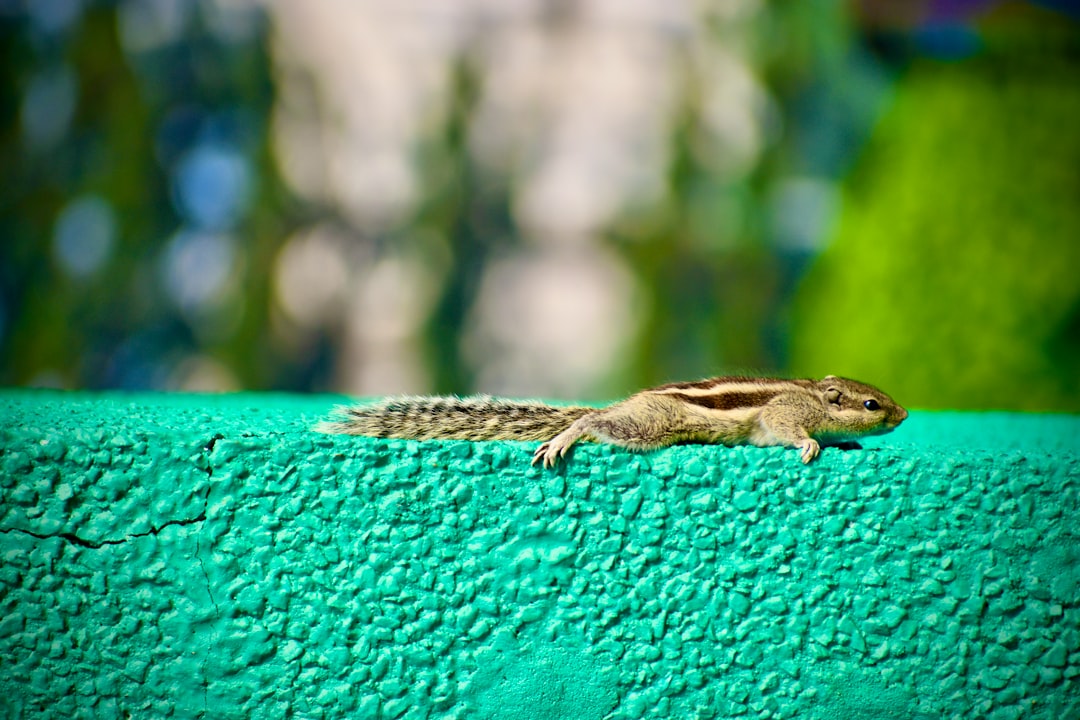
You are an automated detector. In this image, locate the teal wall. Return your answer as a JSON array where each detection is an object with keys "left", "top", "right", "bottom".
[{"left": 1, "top": 391, "right": 1078, "bottom": 719}]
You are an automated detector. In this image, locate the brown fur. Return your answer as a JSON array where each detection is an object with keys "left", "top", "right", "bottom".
[{"left": 318, "top": 375, "right": 907, "bottom": 466}]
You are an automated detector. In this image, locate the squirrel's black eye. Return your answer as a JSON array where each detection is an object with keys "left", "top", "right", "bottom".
[{"left": 864, "top": 399, "right": 881, "bottom": 411}]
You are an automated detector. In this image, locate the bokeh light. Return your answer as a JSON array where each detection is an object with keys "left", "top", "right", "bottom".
[
  {"left": 159, "top": 229, "right": 239, "bottom": 316},
  {"left": 173, "top": 143, "right": 252, "bottom": 230},
  {"left": 53, "top": 195, "right": 117, "bottom": 279},
  {"left": 20, "top": 66, "right": 77, "bottom": 150}
]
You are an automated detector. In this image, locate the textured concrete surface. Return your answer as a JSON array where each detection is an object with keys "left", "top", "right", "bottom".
[{"left": 1, "top": 390, "right": 1078, "bottom": 719}]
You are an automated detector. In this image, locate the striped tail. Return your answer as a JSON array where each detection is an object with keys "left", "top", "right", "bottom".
[{"left": 316, "top": 396, "right": 593, "bottom": 442}]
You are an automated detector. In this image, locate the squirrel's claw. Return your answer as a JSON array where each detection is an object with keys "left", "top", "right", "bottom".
[
  {"left": 532, "top": 442, "right": 552, "bottom": 467},
  {"left": 532, "top": 439, "right": 571, "bottom": 468},
  {"left": 531, "top": 445, "right": 544, "bottom": 466},
  {"left": 799, "top": 438, "right": 821, "bottom": 464}
]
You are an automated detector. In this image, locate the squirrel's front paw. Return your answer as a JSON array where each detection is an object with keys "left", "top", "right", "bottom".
[{"left": 799, "top": 439, "right": 821, "bottom": 464}]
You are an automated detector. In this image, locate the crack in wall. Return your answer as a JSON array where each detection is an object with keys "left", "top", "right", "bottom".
[
  {"left": 194, "top": 435, "right": 223, "bottom": 621},
  {"left": 197, "top": 530, "right": 216, "bottom": 720},
  {"left": 0, "top": 509, "right": 208, "bottom": 548},
  {"left": 196, "top": 433, "right": 223, "bottom": 720},
  {"left": 1, "top": 434, "right": 225, "bottom": 549},
  {"left": 3, "top": 428, "right": 230, "bottom": 716}
]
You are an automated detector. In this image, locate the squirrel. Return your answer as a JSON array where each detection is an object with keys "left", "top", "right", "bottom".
[{"left": 317, "top": 375, "right": 908, "bottom": 466}]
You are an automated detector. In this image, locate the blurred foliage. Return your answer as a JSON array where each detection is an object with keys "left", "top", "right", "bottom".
[
  {"left": 790, "top": 12, "right": 1080, "bottom": 410},
  {"left": 0, "top": 2, "right": 841, "bottom": 395},
  {"left": 1, "top": 2, "right": 1077, "bottom": 410},
  {"left": 416, "top": 59, "right": 517, "bottom": 395},
  {"left": 608, "top": 0, "right": 868, "bottom": 388},
  {"left": 0, "top": 4, "right": 292, "bottom": 389},
  {"left": 612, "top": 103, "right": 780, "bottom": 386}
]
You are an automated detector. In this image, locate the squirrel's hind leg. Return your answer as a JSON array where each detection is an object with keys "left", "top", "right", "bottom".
[
  {"left": 532, "top": 418, "right": 591, "bottom": 468},
  {"left": 533, "top": 397, "right": 685, "bottom": 467}
]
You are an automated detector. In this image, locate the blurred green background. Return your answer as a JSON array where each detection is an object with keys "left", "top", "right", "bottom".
[{"left": 1, "top": 0, "right": 1077, "bottom": 410}]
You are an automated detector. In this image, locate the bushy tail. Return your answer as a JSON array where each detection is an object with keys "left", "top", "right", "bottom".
[{"left": 316, "top": 396, "right": 593, "bottom": 441}]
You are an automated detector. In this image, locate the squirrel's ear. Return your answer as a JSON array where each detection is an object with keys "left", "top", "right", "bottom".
[
  {"left": 822, "top": 374, "right": 838, "bottom": 381},
  {"left": 825, "top": 387, "right": 842, "bottom": 405}
]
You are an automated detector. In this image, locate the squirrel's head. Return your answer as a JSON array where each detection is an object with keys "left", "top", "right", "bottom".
[{"left": 815, "top": 375, "right": 908, "bottom": 439}]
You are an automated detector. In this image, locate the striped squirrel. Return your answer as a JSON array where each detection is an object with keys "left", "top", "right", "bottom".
[
  {"left": 317, "top": 377, "right": 902, "bottom": 468},
  {"left": 319, "top": 375, "right": 907, "bottom": 466}
]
